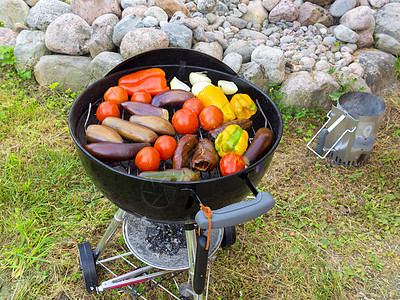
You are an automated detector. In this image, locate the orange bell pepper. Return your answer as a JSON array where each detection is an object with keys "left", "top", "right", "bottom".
[{"left": 118, "top": 68, "right": 169, "bottom": 96}]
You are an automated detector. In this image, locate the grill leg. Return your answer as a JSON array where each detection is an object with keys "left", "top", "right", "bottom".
[
  {"left": 184, "top": 225, "right": 204, "bottom": 299},
  {"left": 93, "top": 208, "right": 126, "bottom": 261}
]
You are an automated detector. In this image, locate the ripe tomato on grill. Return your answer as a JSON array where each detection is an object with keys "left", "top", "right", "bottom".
[
  {"left": 219, "top": 152, "right": 245, "bottom": 176},
  {"left": 135, "top": 147, "right": 160, "bottom": 172},
  {"left": 130, "top": 90, "right": 152, "bottom": 104},
  {"left": 103, "top": 86, "right": 129, "bottom": 107},
  {"left": 154, "top": 135, "right": 177, "bottom": 160},
  {"left": 199, "top": 105, "right": 224, "bottom": 131},
  {"left": 182, "top": 98, "right": 205, "bottom": 116},
  {"left": 171, "top": 109, "right": 199, "bottom": 134},
  {"left": 96, "top": 101, "right": 120, "bottom": 122}
]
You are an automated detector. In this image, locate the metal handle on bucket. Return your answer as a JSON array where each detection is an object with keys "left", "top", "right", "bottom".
[{"left": 307, "top": 111, "right": 356, "bottom": 159}]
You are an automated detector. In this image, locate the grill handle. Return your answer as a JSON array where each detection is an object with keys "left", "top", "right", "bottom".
[{"left": 195, "top": 191, "right": 274, "bottom": 229}]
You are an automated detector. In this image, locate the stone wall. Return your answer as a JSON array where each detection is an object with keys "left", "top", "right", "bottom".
[{"left": 0, "top": 0, "right": 399, "bottom": 108}]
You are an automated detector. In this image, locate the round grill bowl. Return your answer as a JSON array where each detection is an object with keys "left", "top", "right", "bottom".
[{"left": 68, "top": 49, "right": 283, "bottom": 223}]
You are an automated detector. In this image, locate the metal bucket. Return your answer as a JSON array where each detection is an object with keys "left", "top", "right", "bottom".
[{"left": 307, "top": 91, "right": 386, "bottom": 166}]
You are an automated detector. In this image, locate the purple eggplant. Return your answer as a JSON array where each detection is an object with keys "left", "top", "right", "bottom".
[
  {"left": 84, "top": 142, "right": 150, "bottom": 162},
  {"left": 151, "top": 89, "right": 194, "bottom": 108}
]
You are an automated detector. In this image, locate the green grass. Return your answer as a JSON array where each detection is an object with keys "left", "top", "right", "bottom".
[{"left": 0, "top": 67, "right": 399, "bottom": 299}]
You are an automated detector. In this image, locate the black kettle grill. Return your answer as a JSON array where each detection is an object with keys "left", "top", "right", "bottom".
[{"left": 68, "top": 48, "right": 283, "bottom": 298}]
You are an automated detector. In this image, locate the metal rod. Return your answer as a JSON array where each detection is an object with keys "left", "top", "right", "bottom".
[{"left": 93, "top": 208, "right": 126, "bottom": 261}]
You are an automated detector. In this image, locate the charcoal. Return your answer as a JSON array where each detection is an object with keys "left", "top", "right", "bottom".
[{"left": 145, "top": 223, "right": 186, "bottom": 255}]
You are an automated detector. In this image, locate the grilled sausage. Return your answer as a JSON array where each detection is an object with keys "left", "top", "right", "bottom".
[
  {"left": 173, "top": 134, "right": 198, "bottom": 169},
  {"left": 102, "top": 117, "right": 158, "bottom": 143},
  {"left": 86, "top": 124, "right": 124, "bottom": 143},
  {"left": 191, "top": 139, "right": 219, "bottom": 172}
]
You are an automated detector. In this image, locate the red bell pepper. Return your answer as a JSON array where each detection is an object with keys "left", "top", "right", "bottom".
[{"left": 118, "top": 68, "right": 169, "bottom": 96}]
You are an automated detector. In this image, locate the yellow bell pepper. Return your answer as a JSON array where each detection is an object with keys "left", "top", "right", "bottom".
[
  {"left": 197, "top": 85, "right": 236, "bottom": 122},
  {"left": 230, "top": 93, "right": 257, "bottom": 120},
  {"left": 214, "top": 124, "right": 248, "bottom": 157}
]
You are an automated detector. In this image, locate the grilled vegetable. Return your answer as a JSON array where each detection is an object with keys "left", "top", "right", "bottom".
[
  {"left": 121, "top": 101, "right": 169, "bottom": 120},
  {"left": 151, "top": 89, "right": 194, "bottom": 108},
  {"left": 138, "top": 168, "right": 200, "bottom": 181},
  {"left": 214, "top": 124, "right": 249, "bottom": 157},
  {"left": 208, "top": 119, "right": 253, "bottom": 141},
  {"left": 217, "top": 80, "right": 238, "bottom": 95},
  {"left": 197, "top": 85, "right": 236, "bottom": 122},
  {"left": 118, "top": 68, "right": 169, "bottom": 96},
  {"left": 191, "top": 139, "right": 219, "bottom": 172},
  {"left": 230, "top": 93, "right": 257, "bottom": 120},
  {"left": 170, "top": 77, "right": 191, "bottom": 91},
  {"left": 189, "top": 72, "right": 211, "bottom": 85},
  {"left": 86, "top": 124, "right": 124, "bottom": 143},
  {"left": 129, "top": 115, "right": 176, "bottom": 136},
  {"left": 173, "top": 134, "right": 198, "bottom": 169},
  {"left": 219, "top": 153, "right": 245, "bottom": 176},
  {"left": 243, "top": 127, "right": 274, "bottom": 166},
  {"left": 84, "top": 142, "right": 150, "bottom": 162},
  {"left": 102, "top": 117, "right": 158, "bottom": 143}
]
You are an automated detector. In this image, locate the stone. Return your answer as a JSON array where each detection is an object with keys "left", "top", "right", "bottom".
[
  {"left": 339, "top": 6, "right": 374, "bottom": 31},
  {"left": 0, "top": 0, "right": 30, "bottom": 30},
  {"left": 279, "top": 71, "right": 339, "bottom": 109},
  {"left": 0, "top": 28, "right": 17, "bottom": 47},
  {"left": 89, "top": 14, "right": 119, "bottom": 58},
  {"left": 34, "top": 55, "right": 93, "bottom": 92},
  {"left": 204, "top": 31, "right": 229, "bottom": 50},
  {"left": 348, "top": 61, "right": 365, "bottom": 77},
  {"left": 112, "top": 15, "right": 144, "bottom": 47},
  {"left": 251, "top": 45, "right": 285, "bottom": 84},
  {"left": 355, "top": 49, "right": 397, "bottom": 95},
  {"left": 334, "top": 25, "right": 359, "bottom": 43},
  {"left": 25, "top": 0, "right": 40, "bottom": 6},
  {"left": 144, "top": 6, "right": 169, "bottom": 23},
  {"left": 197, "top": 0, "right": 218, "bottom": 13},
  {"left": 374, "top": 33, "right": 400, "bottom": 55},
  {"left": 193, "top": 41, "right": 224, "bottom": 60},
  {"left": 307, "top": 0, "right": 333, "bottom": 5},
  {"left": 298, "top": 2, "right": 333, "bottom": 27},
  {"left": 355, "top": 30, "right": 373, "bottom": 49},
  {"left": 154, "top": 0, "right": 191, "bottom": 18},
  {"left": 368, "top": 0, "right": 389, "bottom": 7},
  {"left": 374, "top": 3, "right": 400, "bottom": 42},
  {"left": 13, "top": 30, "right": 50, "bottom": 70},
  {"left": 45, "top": 13, "right": 91, "bottom": 55},
  {"left": 142, "top": 16, "right": 158, "bottom": 27},
  {"left": 71, "top": 0, "right": 121, "bottom": 26},
  {"left": 222, "top": 52, "right": 243, "bottom": 73},
  {"left": 226, "top": 16, "right": 248, "bottom": 29},
  {"left": 27, "top": 0, "right": 72, "bottom": 30},
  {"left": 122, "top": 5, "right": 148, "bottom": 18},
  {"left": 315, "top": 60, "right": 332, "bottom": 71},
  {"left": 119, "top": 28, "right": 169, "bottom": 59},
  {"left": 243, "top": 0, "right": 269, "bottom": 25},
  {"left": 329, "top": 0, "right": 357, "bottom": 17},
  {"left": 236, "top": 29, "right": 269, "bottom": 41},
  {"left": 89, "top": 51, "right": 124, "bottom": 79},
  {"left": 224, "top": 40, "right": 253, "bottom": 63},
  {"left": 161, "top": 22, "right": 192, "bottom": 48},
  {"left": 269, "top": 0, "right": 299, "bottom": 24},
  {"left": 238, "top": 61, "right": 269, "bottom": 93},
  {"left": 300, "top": 56, "right": 316, "bottom": 69},
  {"left": 262, "top": 0, "right": 280, "bottom": 11},
  {"left": 121, "top": 0, "right": 147, "bottom": 8}
]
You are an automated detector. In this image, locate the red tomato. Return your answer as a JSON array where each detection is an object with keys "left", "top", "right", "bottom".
[
  {"left": 182, "top": 98, "right": 205, "bottom": 116},
  {"left": 154, "top": 135, "right": 177, "bottom": 160},
  {"left": 199, "top": 105, "right": 224, "bottom": 131},
  {"left": 135, "top": 147, "right": 160, "bottom": 172},
  {"left": 103, "top": 86, "right": 128, "bottom": 107},
  {"left": 219, "top": 153, "right": 245, "bottom": 176},
  {"left": 130, "top": 90, "right": 152, "bottom": 104},
  {"left": 96, "top": 101, "right": 120, "bottom": 122},
  {"left": 171, "top": 109, "right": 199, "bottom": 135}
]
